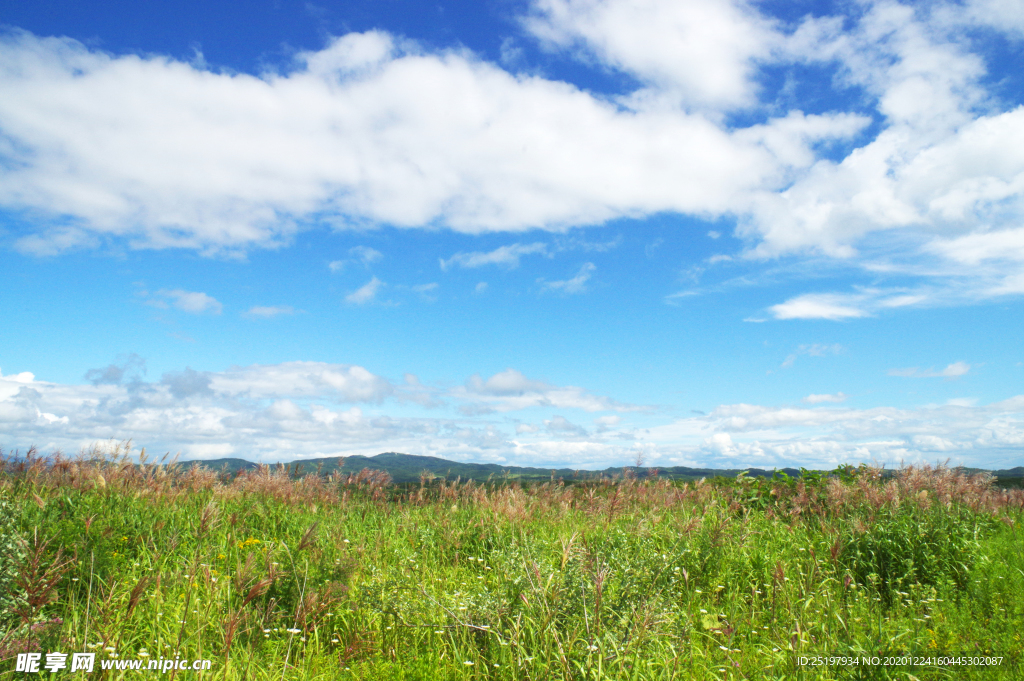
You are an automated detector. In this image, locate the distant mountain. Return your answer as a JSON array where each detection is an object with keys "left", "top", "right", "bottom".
[{"left": 183, "top": 452, "right": 806, "bottom": 484}]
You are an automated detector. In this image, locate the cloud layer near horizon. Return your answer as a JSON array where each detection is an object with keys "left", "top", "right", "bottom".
[{"left": 2, "top": 363, "right": 1021, "bottom": 469}]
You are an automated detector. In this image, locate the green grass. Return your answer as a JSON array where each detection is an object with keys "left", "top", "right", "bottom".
[{"left": 1, "top": 445, "right": 1023, "bottom": 680}]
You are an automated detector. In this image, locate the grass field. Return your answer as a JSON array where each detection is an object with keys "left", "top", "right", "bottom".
[{"left": 2, "top": 442, "right": 1023, "bottom": 680}]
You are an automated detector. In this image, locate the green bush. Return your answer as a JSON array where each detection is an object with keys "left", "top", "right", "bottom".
[
  {"left": 0, "top": 494, "right": 28, "bottom": 627},
  {"left": 842, "top": 505, "right": 986, "bottom": 606}
]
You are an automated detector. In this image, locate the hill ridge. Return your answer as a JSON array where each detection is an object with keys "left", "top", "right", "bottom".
[{"left": 179, "top": 452, "right": 1024, "bottom": 484}]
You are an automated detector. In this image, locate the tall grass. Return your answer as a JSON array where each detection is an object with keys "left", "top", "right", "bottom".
[{"left": 1, "top": 443, "right": 1022, "bottom": 679}]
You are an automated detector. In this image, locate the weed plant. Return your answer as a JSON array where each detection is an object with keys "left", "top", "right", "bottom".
[{"left": 0, "top": 442, "right": 1022, "bottom": 680}]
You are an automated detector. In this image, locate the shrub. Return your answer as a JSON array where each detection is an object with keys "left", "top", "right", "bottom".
[
  {"left": 0, "top": 494, "right": 28, "bottom": 627},
  {"left": 841, "top": 504, "right": 987, "bottom": 606}
]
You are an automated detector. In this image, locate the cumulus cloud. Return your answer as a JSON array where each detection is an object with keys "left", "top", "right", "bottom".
[
  {"left": 0, "top": 26, "right": 858, "bottom": 257},
  {"left": 545, "top": 415, "right": 588, "bottom": 436},
  {"left": 209, "top": 361, "right": 394, "bottom": 401},
  {"left": 1, "top": 2, "right": 1020, "bottom": 317},
  {"left": 2, "top": 363, "right": 1023, "bottom": 469},
  {"left": 458, "top": 368, "right": 641, "bottom": 413},
  {"left": 161, "top": 367, "right": 213, "bottom": 400},
  {"left": 345, "top": 277, "right": 383, "bottom": 304},
  {"left": 524, "top": 0, "right": 779, "bottom": 110},
  {"left": 84, "top": 353, "right": 146, "bottom": 386}
]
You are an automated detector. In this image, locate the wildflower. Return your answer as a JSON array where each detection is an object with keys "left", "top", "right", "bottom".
[
  {"left": 464, "top": 661, "right": 474, "bottom": 666},
  {"left": 287, "top": 628, "right": 301, "bottom": 634}
]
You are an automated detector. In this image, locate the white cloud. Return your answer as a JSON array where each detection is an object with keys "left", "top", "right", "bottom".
[
  {"left": 0, "top": 3, "right": 1022, "bottom": 314},
  {"left": 458, "top": 368, "right": 641, "bottom": 413},
  {"left": 474, "top": 282, "right": 488, "bottom": 294},
  {"left": 921, "top": 227, "right": 1024, "bottom": 297},
  {"left": 742, "top": 2, "right": 1024, "bottom": 261},
  {"left": 545, "top": 415, "right": 587, "bottom": 436},
  {"left": 410, "top": 282, "right": 439, "bottom": 301},
  {"left": 781, "top": 343, "right": 844, "bottom": 368},
  {"left": 412, "top": 283, "right": 438, "bottom": 293},
  {"left": 150, "top": 289, "right": 223, "bottom": 314},
  {"left": 938, "top": 0, "right": 1024, "bottom": 39},
  {"left": 207, "top": 361, "right": 395, "bottom": 401},
  {"left": 888, "top": 361, "right": 971, "bottom": 378},
  {"left": 769, "top": 293, "right": 869, "bottom": 320},
  {"left": 540, "top": 262, "right": 595, "bottom": 294},
  {"left": 2, "top": 363, "right": 1022, "bottom": 469},
  {"left": 84, "top": 353, "right": 147, "bottom": 385},
  {"left": 245, "top": 305, "right": 295, "bottom": 318},
  {"left": 329, "top": 246, "right": 383, "bottom": 272},
  {"left": 803, "top": 392, "right": 847, "bottom": 404},
  {"left": 524, "top": 0, "right": 780, "bottom": 110},
  {"left": 350, "top": 245, "right": 383, "bottom": 265},
  {"left": 440, "top": 242, "right": 548, "bottom": 270},
  {"left": 345, "top": 277, "right": 383, "bottom": 304},
  {"left": 0, "top": 28, "right": 856, "bottom": 256}
]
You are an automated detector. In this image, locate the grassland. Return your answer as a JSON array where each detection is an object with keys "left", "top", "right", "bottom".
[{"left": 1, "top": 442, "right": 1023, "bottom": 680}]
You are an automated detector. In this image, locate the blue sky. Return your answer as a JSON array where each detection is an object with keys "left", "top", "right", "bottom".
[{"left": 1, "top": 0, "right": 1022, "bottom": 469}]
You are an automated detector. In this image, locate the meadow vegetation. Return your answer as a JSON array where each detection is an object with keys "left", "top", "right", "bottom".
[{"left": 1, "top": 442, "right": 1022, "bottom": 680}]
